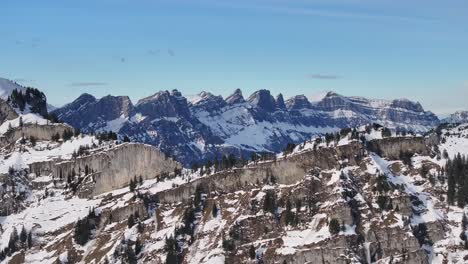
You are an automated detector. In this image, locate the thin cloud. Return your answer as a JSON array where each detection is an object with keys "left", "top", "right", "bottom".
[
  {"left": 206, "top": 1, "right": 435, "bottom": 23},
  {"left": 112, "top": 56, "right": 126, "bottom": 63},
  {"left": 148, "top": 49, "right": 161, "bottom": 55},
  {"left": 14, "top": 37, "right": 40, "bottom": 48},
  {"left": 167, "top": 49, "right": 175, "bottom": 56},
  {"left": 306, "top": 74, "right": 341, "bottom": 80},
  {"left": 70, "top": 82, "right": 109, "bottom": 87}
]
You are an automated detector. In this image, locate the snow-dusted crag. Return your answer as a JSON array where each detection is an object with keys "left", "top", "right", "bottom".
[
  {"left": 442, "top": 111, "right": 468, "bottom": 124},
  {"left": 53, "top": 89, "right": 439, "bottom": 166}
]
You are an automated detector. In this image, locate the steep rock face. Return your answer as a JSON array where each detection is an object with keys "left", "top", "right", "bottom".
[
  {"left": 225, "top": 88, "right": 245, "bottom": 105},
  {"left": 312, "top": 92, "right": 438, "bottom": 129},
  {"left": 119, "top": 90, "right": 224, "bottom": 165},
  {"left": 0, "top": 123, "right": 74, "bottom": 147},
  {"left": 0, "top": 98, "right": 19, "bottom": 124},
  {"left": 366, "top": 137, "right": 432, "bottom": 160},
  {"left": 247, "top": 89, "right": 277, "bottom": 112},
  {"left": 53, "top": 94, "right": 133, "bottom": 132},
  {"left": 29, "top": 143, "right": 180, "bottom": 195},
  {"left": 189, "top": 91, "right": 226, "bottom": 113},
  {"left": 275, "top": 93, "right": 287, "bottom": 110},
  {"left": 135, "top": 90, "right": 190, "bottom": 118},
  {"left": 286, "top": 94, "right": 311, "bottom": 110}
]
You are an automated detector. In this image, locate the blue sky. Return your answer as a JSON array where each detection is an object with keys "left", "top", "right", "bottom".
[{"left": 1, "top": 0, "right": 467, "bottom": 116}]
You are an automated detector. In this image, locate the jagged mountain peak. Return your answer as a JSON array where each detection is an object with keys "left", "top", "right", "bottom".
[
  {"left": 225, "top": 88, "right": 245, "bottom": 105},
  {"left": 390, "top": 98, "right": 424, "bottom": 112},
  {"left": 171, "top": 89, "right": 183, "bottom": 97},
  {"left": 76, "top": 92, "right": 97, "bottom": 101},
  {"left": 276, "top": 93, "right": 286, "bottom": 109},
  {"left": 189, "top": 91, "right": 226, "bottom": 112},
  {"left": 286, "top": 94, "right": 311, "bottom": 110},
  {"left": 137, "top": 90, "right": 171, "bottom": 105},
  {"left": 324, "top": 91, "right": 343, "bottom": 98},
  {"left": 247, "top": 89, "right": 277, "bottom": 112},
  {"left": 135, "top": 90, "right": 190, "bottom": 118}
]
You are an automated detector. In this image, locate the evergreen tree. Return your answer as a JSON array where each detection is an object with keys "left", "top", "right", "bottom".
[
  {"left": 445, "top": 153, "right": 468, "bottom": 207},
  {"left": 8, "top": 227, "right": 18, "bottom": 254},
  {"left": 249, "top": 245, "right": 256, "bottom": 260},
  {"left": 135, "top": 238, "right": 142, "bottom": 255},
  {"left": 27, "top": 231, "right": 32, "bottom": 249},
  {"left": 283, "top": 143, "right": 296, "bottom": 155},
  {"left": 263, "top": 191, "right": 276, "bottom": 215},
  {"left": 52, "top": 132, "right": 61, "bottom": 142},
  {"left": 284, "top": 199, "right": 294, "bottom": 226},
  {"left": 29, "top": 136, "right": 37, "bottom": 147},
  {"left": 129, "top": 178, "right": 136, "bottom": 192},
  {"left": 74, "top": 218, "right": 92, "bottom": 245},
  {"left": 7, "top": 123, "right": 13, "bottom": 134},
  {"left": 381, "top": 127, "right": 392, "bottom": 138},
  {"left": 329, "top": 218, "right": 340, "bottom": 235},
  {"left": 128, "top": 214, "right": 135, "bottom": 228},
  {"left": 212, "top": 203, "right": 219, "bottom": 218},
  {"left": 228, "top": 153, "right": 237, "bottom": 168},
  {"left": 20, "top": 226, "right": 27, "bottom": 248},
  {"left": 165, "top": 236, "right": 179, "bottom": 264},
  {"left": 125, "top": 244, "right": 137, "bottom": 264}
]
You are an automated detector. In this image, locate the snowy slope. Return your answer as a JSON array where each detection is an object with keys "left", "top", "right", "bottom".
[
  {"left": 0, "top": 78, "right": 26, "bottom": 100},
  {"left": 0, "top": 113, "right": 49, "bottom": 134},
  {"left": 1, "top": 121, "right": 468, "bottom": 263}
]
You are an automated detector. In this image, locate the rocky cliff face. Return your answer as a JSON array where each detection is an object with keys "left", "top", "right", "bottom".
[
  {"left": 0, "top": 123, "right": 74, "bottom": 147},
  {"left": 0, "top": 98, "right": 18, "bottom": 124},
  {"left": 29, "top": 143, "right": 180, "bottom": 195},
  {"left": 53, "top": 93, "right": 133, "bottom": 131},
  {"left": 52, "top": 89, "right": 439, "bottom": 166}
]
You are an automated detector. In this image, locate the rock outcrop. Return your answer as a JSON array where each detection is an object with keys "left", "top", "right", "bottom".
[
  {"left": 0, "top": 98, "right": 18, "bottom": 124},
  {"left": 366, "top": 137, "right": 432, "bottom": 160},
  {"left": 30, "top": 143, "right": 180, "bottom": 195},
  {"left": 0, "top": 123, "right": 74, "bottom": 147}
]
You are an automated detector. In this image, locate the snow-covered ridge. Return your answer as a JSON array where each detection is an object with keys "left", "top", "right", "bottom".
[
  {"left": 0, "top": 78, "right": 26, "bottom": 100},
  {"left": 442, "top": 110, "right": 468, "bottom": 124},
  {"left": 0, "top": 113, "right": 49, "bottom": 134}
]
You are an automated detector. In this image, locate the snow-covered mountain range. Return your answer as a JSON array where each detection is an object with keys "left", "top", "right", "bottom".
[
  {"left": 53, "top": 88, "right": 439, "bottom": 165},
  {"left": 442, "top": 111, "right": 468, "bottom": 124}
]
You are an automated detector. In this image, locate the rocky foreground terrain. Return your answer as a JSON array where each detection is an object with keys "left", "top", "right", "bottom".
[{"left": 1, "top": 113, "right": 468, "bottom": 263}]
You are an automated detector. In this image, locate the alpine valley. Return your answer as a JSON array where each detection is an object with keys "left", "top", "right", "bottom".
[{"left": 1, "top": 77, "right": 468, "bottom": 264}]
